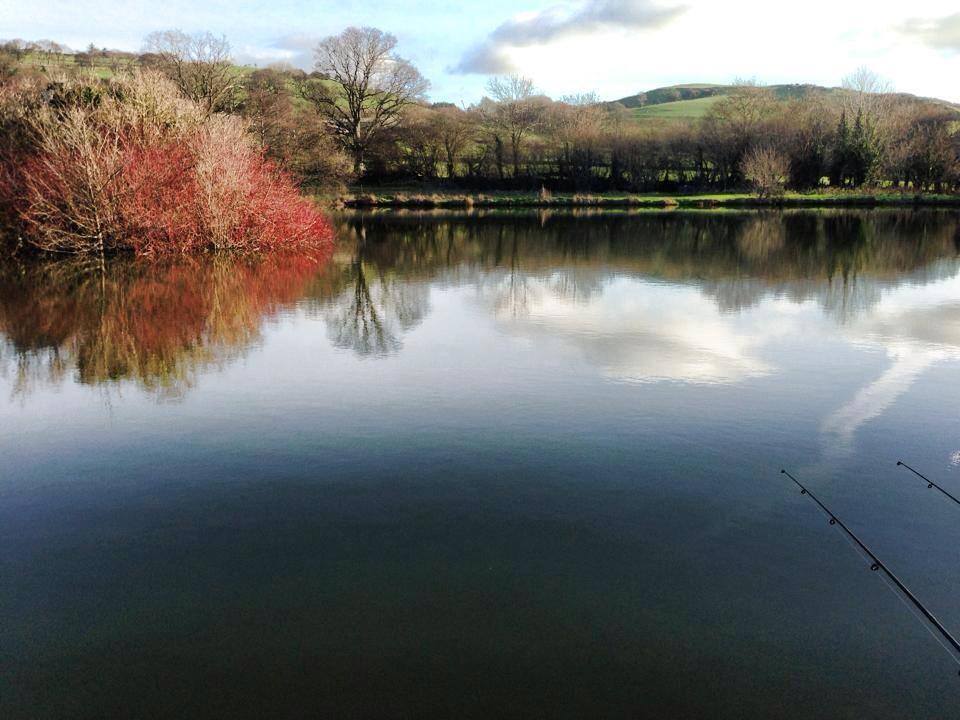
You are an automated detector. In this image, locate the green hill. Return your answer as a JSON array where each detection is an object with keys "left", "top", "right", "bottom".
[
  {"left": 630, "top": 95, "right": 724, "bottom": 121},
  {"left": 614, "top": 83, "right": 960, "bottom": 124}
]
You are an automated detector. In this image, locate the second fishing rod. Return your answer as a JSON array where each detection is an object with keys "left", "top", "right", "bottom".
[
  {"left": 897, "top": 460, "right": 960, "bottom": 507},
  {"left": 780, "top": 468, "right": 960, "bottom": 676}
]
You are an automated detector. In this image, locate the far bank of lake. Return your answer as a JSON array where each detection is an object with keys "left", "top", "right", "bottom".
[{"left": 332, "top": 189, "right": 960, "bottom": 210}]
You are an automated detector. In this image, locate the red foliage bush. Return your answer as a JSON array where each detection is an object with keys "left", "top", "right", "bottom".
[
  {"left": 119, "top": 137, "right": 334, "bottom": 255},
  {"left": 120, "top": 141, "right": 199, "bottom": 253},
  {"left": 0, "top": 73, "right": 335, "bottom": 256}
]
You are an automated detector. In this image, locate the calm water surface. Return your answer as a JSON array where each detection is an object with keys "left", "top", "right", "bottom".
[{"left": 3, "top": 210, "right": 960, "bottom": 718}]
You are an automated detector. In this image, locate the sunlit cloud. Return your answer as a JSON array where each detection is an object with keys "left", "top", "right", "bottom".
[{"left": 454, "top": 0, "right": 687, "bottom": 74}]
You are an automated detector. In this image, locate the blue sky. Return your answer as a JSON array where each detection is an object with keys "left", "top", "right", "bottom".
[{"left": 3, "top": 1, "right": 960, "bottom": 103}]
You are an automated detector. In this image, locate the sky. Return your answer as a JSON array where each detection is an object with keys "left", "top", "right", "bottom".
[{"left": 3, "top": 0, "right": 960, "bottom": 104}]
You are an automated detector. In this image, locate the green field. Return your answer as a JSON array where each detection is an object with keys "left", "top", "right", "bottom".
[
  {"left": 333, "top": 189, "right": 960, "bottom": 210},
  {"left": 13, "top": 51, "right": 330, "bottom": 111},
  {"left": 631, "top": 95, "right": 724, "bottom": 121},
  {"left": 621, "top": 83, "right": 960, "bottom": 124},
  {"left": 19, "top": 50, "right": 268, "bottom": 81}
]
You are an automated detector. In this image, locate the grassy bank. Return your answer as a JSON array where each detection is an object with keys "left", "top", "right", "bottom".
[{"left": 331, "top": 189, "right": 960, "bottom": 210}]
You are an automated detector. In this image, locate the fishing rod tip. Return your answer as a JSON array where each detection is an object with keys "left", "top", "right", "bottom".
[{"left": 896, "top": 460, "right": 903, "bottom": 466}]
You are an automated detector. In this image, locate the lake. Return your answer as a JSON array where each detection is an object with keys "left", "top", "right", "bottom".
[{"left": 3, "top": 210, "right": 960, "bottom": 718}]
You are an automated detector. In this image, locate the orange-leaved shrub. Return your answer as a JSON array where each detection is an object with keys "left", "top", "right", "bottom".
[{"left": 0, "top": 71, "right": 333, "bottom": 255}]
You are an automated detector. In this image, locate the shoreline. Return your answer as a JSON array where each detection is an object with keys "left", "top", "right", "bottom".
[{"left": 331, "top": 190, "right": 960, "bottom": 210}]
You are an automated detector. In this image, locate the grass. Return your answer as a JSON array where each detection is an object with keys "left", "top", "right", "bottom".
[
  {"left": 15, "top": 51, "right": 340, "bottom": 113},
  {"left": 19, "top": 51, "right": 138, "bottom": 73},
  {"left": 631, "top": 95, "right": 724, "bottom": 121},
  {"left": 331, "top": 189, "right": 960, "bottom": 210},
  {"left": 622, "top": 83, "right": 960, "bottom": 123},
  {"left": 665, "top": 83, "right": 725, "bottom": 90}
]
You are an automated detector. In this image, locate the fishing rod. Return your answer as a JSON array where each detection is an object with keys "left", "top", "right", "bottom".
[
  {"left": 780, "top": 469, "right": 960, "bottom": 675},
  {"left": 897, "top": 461, "right": 960, "bottom": 507}
]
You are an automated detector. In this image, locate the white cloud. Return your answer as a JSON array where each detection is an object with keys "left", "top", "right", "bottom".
[
  {"left": 900, "top": 13, "right": 960, "bottom": 53},
  {"left": 233, "top": 34, "right": 322, "bottom": 70},
  {"left": 5, "top": 0, "right": 960, "bottom": 103},
  {"left": 449, "top": 0, "right": 960, "bottom": 104},
  {"left": 455, "top": 0, "right": 686, "bottom": 74}
]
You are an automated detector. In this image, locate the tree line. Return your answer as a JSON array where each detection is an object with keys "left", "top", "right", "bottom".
[{"left": 3, "top": 29, "right": 959, "bottom": 195}]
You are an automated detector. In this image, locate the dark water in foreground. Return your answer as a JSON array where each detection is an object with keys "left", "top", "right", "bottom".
[{"left": 3, "top": 210, "right": 960, "bottom": 718}]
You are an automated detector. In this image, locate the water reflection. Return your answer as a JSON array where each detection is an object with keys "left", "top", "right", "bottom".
[
  {"left": 321, "top": 260, "right": 430, "bottom": 356},
  {"left": 1, "top": 211, "right": 959, "bottom": 404},
  {"left": 0, "top": 255, "right": 329, "bottom": 398},
  {"left": 488, "top": 276, "right": 776, "bottom": 384},
  {"left": 821, "top": 288, "right": 960, "bottom": 456},
  {"left": 333, "top": 210, "right": 960, "bottom": 319},
  {"left": 324, "top": 210, "right": 960, "bottom": 455},
  {"left": 6, "top": 210, "right": 960, "bottom": 719}
]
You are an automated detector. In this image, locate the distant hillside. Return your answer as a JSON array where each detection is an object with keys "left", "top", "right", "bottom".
[
  {"left": 613, "top": 83, "right": 960, "bottom": 123},
  {"left": 9, "top": 46, "right": 960, "bottom": 124},
  {"left": 628, "top": 95, "right": 724, "bottom": 121}
]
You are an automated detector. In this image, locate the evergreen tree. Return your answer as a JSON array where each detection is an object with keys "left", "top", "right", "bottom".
[{"left": 830, "top": 111, "right": 850, "bottom": 187}]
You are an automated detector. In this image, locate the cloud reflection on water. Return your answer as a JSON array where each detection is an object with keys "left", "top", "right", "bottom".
[
  {"left": 482, "top": 263, "right": 960, "bottom": 456},
  {"left": 821, "top": 282, "right": 960, "bottom": 456},
  {"left": 1, "top": 210, "right": 959, "bottom": 465},
  {"left": 485, "top": 273, "right": 775, "bottom": 385}
]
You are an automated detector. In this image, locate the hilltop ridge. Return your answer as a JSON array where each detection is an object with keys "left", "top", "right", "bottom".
[{"left": 612, "top": 83, "right": 960, "bottom": 122}]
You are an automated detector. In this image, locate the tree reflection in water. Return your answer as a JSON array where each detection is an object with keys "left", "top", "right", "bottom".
[
  {"left": 322, "top": 259, "right": 430, "bottom": 356},
  {"left": 332, "top": 209, "right": 960, "bottom": 323},
  {"left": 0, "top": 254, "right": 329, "bottom": 398},
  {"left": 3, "top": 210, "right": 960, "bottom": 396}
]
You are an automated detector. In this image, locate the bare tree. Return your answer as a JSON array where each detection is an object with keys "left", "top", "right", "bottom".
[
  {"left": 299, "top": 26, "right": 428, "bottom": 175},
  {"left": 433, "top": 106, "right": 474, "bottom": 180},
  {"left": 481, "top": 75, "right": 546, "bottom": 179},
  {"left": 701, "top": 80, "right": 777, "bottom": 187},
  {"left": 0, "top": 40, "right": 29, "bottom": 62},
  {"left": 32, "top": 40, "right": 67, "bottom": 66},
  {"left": 242, "top": 67, "right": 296, "bottom": 156},
  {"left": 397, "top": 105, "right": 443, "bottom": 179},
  {"left": 841, "top": 67, "right": 893, "bottom": 121},
  {"left": 142, "top": 30, "right": 238, "bottom": 115},
  {"left": 550, "top": 94, "right": 606, "bottom": 188},
  {"left": 741, "top": 145, "right": 789, "bottom": 198},
  {"left": 711, "top": 80, "right": 775, "bottom": 139}
]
